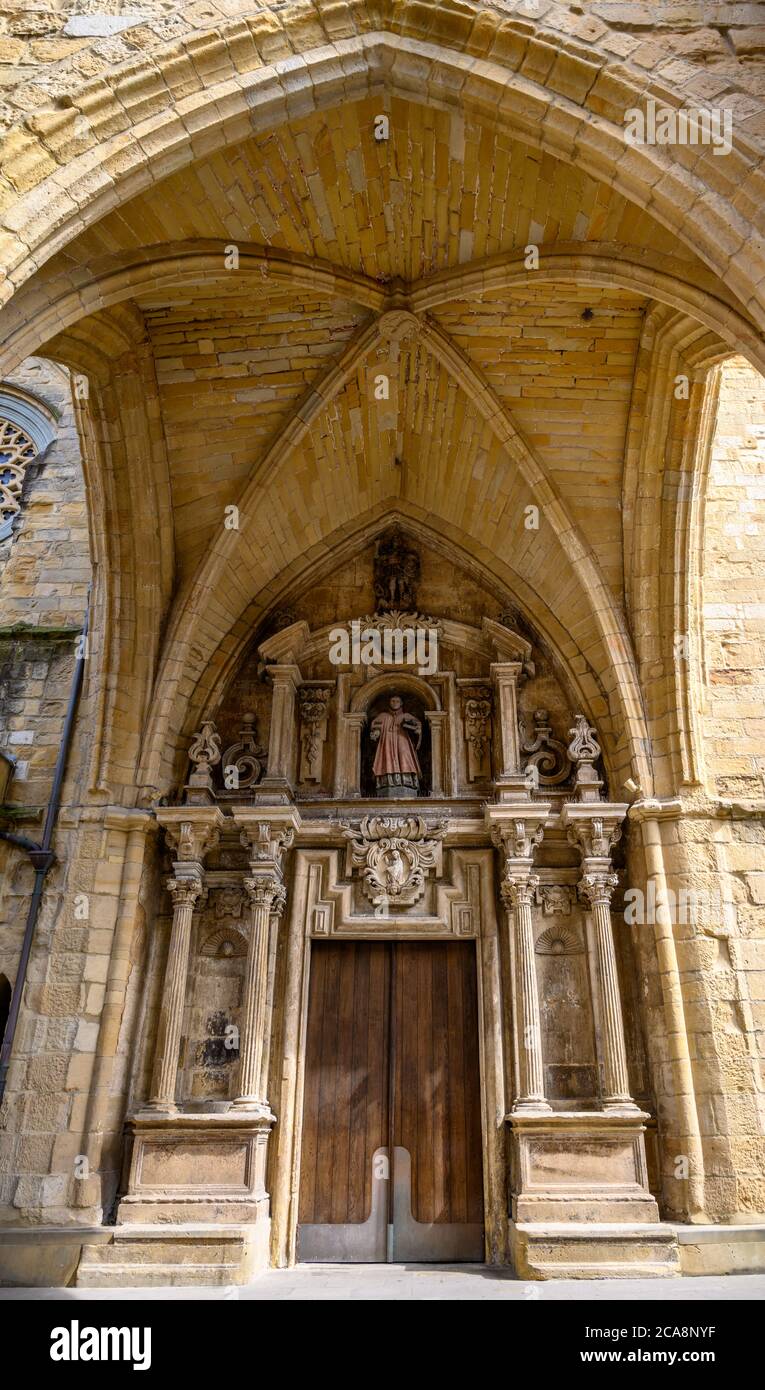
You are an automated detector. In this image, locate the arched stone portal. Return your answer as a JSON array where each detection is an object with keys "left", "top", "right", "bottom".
[
  {"left": 106, "top": 530, "right": 673, "bottom": 1279},
  {"left": 1, "top": 1, "right": 764, "bottom": 1292}
]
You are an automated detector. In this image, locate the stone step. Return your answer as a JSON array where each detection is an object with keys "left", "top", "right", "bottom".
[
  {"left": 511, "top": 1222, "right": 681, "bottom": 1280},
  {"left": 76, "top": 1224, "right": 265, "bottom": 1288}
]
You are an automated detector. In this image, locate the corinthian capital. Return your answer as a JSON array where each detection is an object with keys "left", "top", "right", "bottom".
[
  {"left": 579, "top": 870, "right": 619, "bottom": 909},
  {"left": 166, "top": 867, "right": 205, "bottom": 909},
  {"left": 500, "top": 873, "right": 540, "bottom": 912},
  {"left": 244, "top": 875, "right": 287, "bottom": 916}
]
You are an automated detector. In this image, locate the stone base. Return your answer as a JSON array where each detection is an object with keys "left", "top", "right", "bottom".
[
  {"left": 76, "top": 1223, "right": 267, "bottom": 1288},
  {"left": 510, "top": 1221, "right": 681, "bottom": 1279},
  {"left": 509, "top": 1109, "right": 659, "bottom": 1223},
  {"left": 116, "top": 1109, "right": 274, "bottom": 1226},
  {"left": 675, "top": 1223, "right": 765, "bottom": 1276},
  {"left": 0, "top": 1227, "right": 109, "bottom": 1287}
]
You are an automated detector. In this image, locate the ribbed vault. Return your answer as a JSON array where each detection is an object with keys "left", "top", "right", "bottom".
[{"left": 6, "top": 14, "right": 756, "bottom": 810}]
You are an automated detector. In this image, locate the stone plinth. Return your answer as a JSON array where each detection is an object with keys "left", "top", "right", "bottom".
[
  {"left": 116, "top": 1110, "right": 274, "bottom": 1227},
  {"left": 508, "top": 1110, "right": 659, "bottom": 1224}
]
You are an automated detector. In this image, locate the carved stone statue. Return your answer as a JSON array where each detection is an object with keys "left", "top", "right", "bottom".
[
  {"left": 373, "top": 529, "right": 421, "bottom": 612},
  {"left": 369, "top": 695, "right": 422, "bottom": 797}
]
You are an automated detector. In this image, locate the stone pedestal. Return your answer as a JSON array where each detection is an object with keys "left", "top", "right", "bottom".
[
  {"left": 117, "top": 1110, "right": 274, "bottom": 1228},
  {"left": 508, "top": 1110, "right": 659, "bottom": 1224}
]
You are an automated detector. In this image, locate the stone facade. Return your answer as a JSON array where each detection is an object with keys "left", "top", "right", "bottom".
[{"left": 0, "top": 1, "right": 764, "bottom": 1286}]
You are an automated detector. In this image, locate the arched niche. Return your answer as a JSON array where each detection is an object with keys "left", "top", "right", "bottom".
[{"left": 344, "top": 671, "right": 445, "bottom": 800}]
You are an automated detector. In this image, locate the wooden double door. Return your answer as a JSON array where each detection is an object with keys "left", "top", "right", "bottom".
[{"left": 298, "top": 939, "right": 484, "bottom": 1262}]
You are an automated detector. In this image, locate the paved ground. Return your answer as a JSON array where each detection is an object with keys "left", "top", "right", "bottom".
[{"left": 2, "top": 1266, "right": 764, "bottom": 1300}]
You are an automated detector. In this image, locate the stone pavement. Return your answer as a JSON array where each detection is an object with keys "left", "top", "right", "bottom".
[{"left": 2, "top": 1267, "right": 764, "bottom": 1301}]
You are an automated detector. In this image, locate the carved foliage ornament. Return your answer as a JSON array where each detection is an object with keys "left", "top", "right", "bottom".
[
  {"left": 344, "top": 815, "right": 446, "bottom": 908},
  {"left": 188, "top": 722, "right": 222, "bottom": 775},
  {"left": 299, "top": 686, "right": 332, "bottom": 780},
  {"left": 462, "top": 685, "right": 492, "bottom": 769}
]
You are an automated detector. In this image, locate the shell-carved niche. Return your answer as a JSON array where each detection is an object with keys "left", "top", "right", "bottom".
[{"left": 200, "top": 926, "right": 248, "bottom": 959}]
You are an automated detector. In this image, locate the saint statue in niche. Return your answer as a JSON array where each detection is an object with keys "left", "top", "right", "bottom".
[{"left": 369, "top": 695, "right": 422, "bottom": 797}]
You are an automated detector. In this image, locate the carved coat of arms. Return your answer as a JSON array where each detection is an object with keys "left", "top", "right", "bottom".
[{"left": 343, "top": 815, "right": 445, "bottom": 908}]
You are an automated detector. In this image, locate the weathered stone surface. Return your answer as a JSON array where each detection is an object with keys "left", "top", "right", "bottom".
[{"left": 0, "top": 0, "right": 763, "bottom": 1288}]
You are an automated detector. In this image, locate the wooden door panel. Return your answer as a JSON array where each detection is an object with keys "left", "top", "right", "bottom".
[
  {"left": 299, "top": 941, "right": 389, "bottom": 1226},
  {"left": 298, "top": 938, "right": 483, "bottom": 1261},
  {"left": 393, "top": 941, "right": 483, "bottom": 1226}
]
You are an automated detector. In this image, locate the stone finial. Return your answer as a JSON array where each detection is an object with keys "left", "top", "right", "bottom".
[
  {"left": 567, "top": 714, "right": 603, "bottom": 802},
  {"left": 186, "top": 720, "right": 222, "bottom": 803}
]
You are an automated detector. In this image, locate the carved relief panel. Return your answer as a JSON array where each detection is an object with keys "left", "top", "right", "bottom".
[
  {"left": 181, "top": 886, "right": 248, "bottom": 1101},
  {"left": 533, "top": 883, "right": 598, "bottom": 1105}
]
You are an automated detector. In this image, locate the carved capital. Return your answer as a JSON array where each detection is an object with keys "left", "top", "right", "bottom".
[
  {"left": 490, "top": 819, "right": 544, "bottom": 862},
  {"left": 579, "top": 870, "right": 619, "bottom": 909},
  {"left": 244, "top": 874, "right": 287, "bottom": 916},
  {"left": 157, "top": 807, "right": 225, "bottom": 865},
  {"left": 240, "top": 821, "right": 295, "bottom": 866},
  {"left": 166, "top": 870, "right": 205, "bottom": 910},
  {"left": 500, "top": 873, "right": 539, "bottom": 911},
  {"left": 563, "top": 808, "right": 624, "bottom": 862}
]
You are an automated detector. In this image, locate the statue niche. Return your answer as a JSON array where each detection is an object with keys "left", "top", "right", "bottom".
[
  {"left": 362, "top": 691, "right": 431, "bottom": 798},
  {"left": 373, "top": 529, "right": 421, "bottom": 613}
]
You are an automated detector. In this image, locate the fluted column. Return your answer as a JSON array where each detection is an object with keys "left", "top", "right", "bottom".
[
  {"left": 148, "top": 868, "right": 203, "bottom": 1111},
  {"left": 486, "top": 804, "right": 551, "bottom": 1113},
  {"left": 148, "top": 808, "right": 224, "bottom": 1113},
  {"left": 502, "top": 871, "right": 550, "bottom": 1112},
  {"left": 580, "top": 868, "right": 634, "bottom": 1108},
  {"left": 233, "top": 875, "right": 286, "bottom": 1109},
  {"left": 562, "top": 801, "right": 638, "bottom": 1113},
  {"left": 231, "top": 807, "right": 300, "bottom": 1111}
]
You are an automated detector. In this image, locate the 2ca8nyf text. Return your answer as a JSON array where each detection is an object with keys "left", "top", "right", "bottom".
[{"left": 584, "top": 1327, "right": 716, "bottom": 1339}]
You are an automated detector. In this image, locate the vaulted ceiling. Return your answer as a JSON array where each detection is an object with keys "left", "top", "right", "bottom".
[{"left": 7, "top": 86, "right": 750, "bottom": 797}]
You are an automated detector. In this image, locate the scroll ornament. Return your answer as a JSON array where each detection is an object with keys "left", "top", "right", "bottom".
[{"left": 520, "top": 709, "right": 572, "bottom": 786}]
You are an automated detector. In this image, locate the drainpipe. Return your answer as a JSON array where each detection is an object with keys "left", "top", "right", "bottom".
[
  {"left": 629, "top": 798, "right": 706, "bottom": 1220},
  {"left": 0, "top": 603, "right": 89, "bottom": 1105}
]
